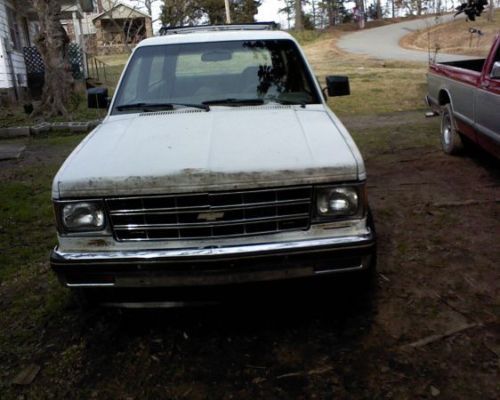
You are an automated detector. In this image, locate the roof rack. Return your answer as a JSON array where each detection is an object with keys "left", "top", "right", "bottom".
[{"left": 159, "top": 22, "right": 279, "bottom": 36}]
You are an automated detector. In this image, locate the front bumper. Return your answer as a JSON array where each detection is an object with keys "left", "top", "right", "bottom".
[{"left": 51, "top": 232, "right": 376, "bottom": 288}]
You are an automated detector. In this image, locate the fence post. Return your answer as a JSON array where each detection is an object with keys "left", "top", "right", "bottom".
[
  {"left": 103, "top": 61, "right": 107, "bottom": 83},
  {"left": 86, "top": 53, "right": 90, "bottom": 79},
  {"left": 94, "top": 57, "right": 99, "bottom": 81}
]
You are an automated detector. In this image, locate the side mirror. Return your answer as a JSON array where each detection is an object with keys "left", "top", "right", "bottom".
[
  {"left": 491, "top": 61, "right": 500, "bottom": 79},
  {"left": 325, "top": 76, "right": 350, "bottom": 97},
  {"left": 87, "top": 87, "right": 109, "bottom": 109}
]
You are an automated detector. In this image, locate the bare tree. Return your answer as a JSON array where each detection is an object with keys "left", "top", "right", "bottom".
[
  {"left": 376, "top": 0, "right": 383, "bottom": 18},
  {"left": 279, "top": 0, "right": 295, "bottom": 29},
  {"left": 18, "top": 0, "right": 74, "bottom": 118},
  {"left": 132, "top": 0, "right": 160, "bottom": 15},
  {"left": 131, "top": 0, "right": 160, "bottom": 31}
]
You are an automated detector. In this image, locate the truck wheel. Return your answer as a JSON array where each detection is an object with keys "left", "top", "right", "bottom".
[{"left": 441, "top": 104, "right": 464, "bottom": 155}]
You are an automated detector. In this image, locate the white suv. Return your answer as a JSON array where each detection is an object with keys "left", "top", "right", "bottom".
[{"left": 51, "top": 24, "right": 376, "bottom": 304}]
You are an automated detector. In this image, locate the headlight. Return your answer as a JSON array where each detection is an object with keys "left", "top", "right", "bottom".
[
  {"left": 315, "top": 185, "right": 363, "bottom": 220},
  {"left": 60, "top": 202, "right": 105, "bottom": 232}
]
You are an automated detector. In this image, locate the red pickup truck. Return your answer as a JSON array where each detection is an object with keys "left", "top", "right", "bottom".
[{"left": 426, "top": 34, "right": 500, "bottom": 158}]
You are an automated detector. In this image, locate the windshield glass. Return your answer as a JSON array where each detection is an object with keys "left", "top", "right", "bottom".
[{"left": 112, "top": 39, "right": 321, "bottom": 114}]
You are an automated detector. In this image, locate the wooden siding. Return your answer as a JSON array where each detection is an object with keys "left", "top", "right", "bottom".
[{"left": 0, "top": 0, "right": 35, "bottom": 89}]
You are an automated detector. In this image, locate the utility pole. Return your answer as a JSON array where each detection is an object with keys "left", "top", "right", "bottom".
[{"left": 225, "top": 0, "right": 232, "bottom": 23}]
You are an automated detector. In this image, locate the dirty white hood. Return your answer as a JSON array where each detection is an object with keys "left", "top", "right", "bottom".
[{"left": 53, "top": 106, "right": 361, "bottom": 198}]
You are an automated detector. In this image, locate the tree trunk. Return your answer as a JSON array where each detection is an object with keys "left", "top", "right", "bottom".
[
  {"left": 376, "top": 0, "right": 382, "bottom": 18},
  {"left": 145, "top": 0, "right": 154, "bottom": 35},
  {"left": 32, "top": 0, "right": 73, "bottom": 118},
  {"left": 295, "top": 0, "right": 303, "bottom": 30},
  {"left": 356, "top": 0, "right": 365, "bottom": 15},
  {"left": 311, "top": 0, "right": 316, "bottom": 28},
  {"left": 327, "top": 0, "right": 334, "bottom": 27}
]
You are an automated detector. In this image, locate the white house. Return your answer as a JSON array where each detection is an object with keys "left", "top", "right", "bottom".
[{"left": 0, "top": 0, "right": 38, "bottom": 104}]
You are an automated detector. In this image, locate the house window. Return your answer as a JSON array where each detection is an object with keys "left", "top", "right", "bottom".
[{"left": 6, "top": 7, "right": 21, "bottom": 51}]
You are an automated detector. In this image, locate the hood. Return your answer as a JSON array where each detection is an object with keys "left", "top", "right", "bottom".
[{"left": 53, "top": 106, "right": 360, "bottom": 198}]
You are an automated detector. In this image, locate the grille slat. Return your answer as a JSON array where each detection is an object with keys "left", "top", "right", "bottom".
[
  {"left": 113, "top": 213, "right": 310, "bottom": 229},
  {"left": 108, "top": 198, "right": 311, "bottom": 216},
  {"left": 106, "top": 186, "right": 312, "bottom": 241}
]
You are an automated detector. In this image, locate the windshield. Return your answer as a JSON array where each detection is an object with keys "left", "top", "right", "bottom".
[{"left": 112, "top": 39, "right": 321, "bottom": 114}]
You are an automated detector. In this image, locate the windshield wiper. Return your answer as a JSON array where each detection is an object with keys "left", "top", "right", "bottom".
[
  {"left": 202, "top": 98, "right": 265, "bottom": 106},
  {"left": 116, "top": 102, "right": 209, "bottom": 112}
]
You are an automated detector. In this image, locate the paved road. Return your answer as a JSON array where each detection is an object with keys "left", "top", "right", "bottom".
[{"left": 338, "top": 14, "right": 475, "bottom": 63}]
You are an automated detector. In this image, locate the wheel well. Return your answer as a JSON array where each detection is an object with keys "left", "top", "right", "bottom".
[{"left": 438, "top": 90, "right": 451, "bottom": 106}]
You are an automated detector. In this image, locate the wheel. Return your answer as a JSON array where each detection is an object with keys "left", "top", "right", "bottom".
[{"left": 440, "top": 104, "right": 464, "bottom": 155}]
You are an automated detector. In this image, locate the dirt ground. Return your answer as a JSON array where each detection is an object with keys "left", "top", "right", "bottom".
[{"left": 0, "top": 114, "right": 498, "bottom": 400}]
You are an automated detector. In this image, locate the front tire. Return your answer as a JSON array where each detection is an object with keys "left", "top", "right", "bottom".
[{"left": 441, "top": 104, "right": 464, "bottom": 155}]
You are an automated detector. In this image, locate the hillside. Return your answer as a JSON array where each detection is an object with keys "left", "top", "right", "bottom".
[{"left": 400, "top": 9, "right": 500, "bottom": 57}]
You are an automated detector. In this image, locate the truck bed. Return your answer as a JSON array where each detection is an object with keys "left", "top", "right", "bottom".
[{"left": 437, "top": 58, "right": 486, "bottom": 72}]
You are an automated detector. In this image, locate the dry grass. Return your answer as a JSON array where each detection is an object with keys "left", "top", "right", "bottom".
[
  {"left": 304, "top": 35, "right": 428, "bottom": 116},
  {"left": 400, "top": 9, "right": 500, "bottom": 57},
  {"left": 96, "top": 53, "right": 130, "bottom": 66}
]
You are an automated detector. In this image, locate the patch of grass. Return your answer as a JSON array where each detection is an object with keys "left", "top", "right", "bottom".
[
  {"left": 329, "top": 61, "right": 428, "bottom": 116},
  {"left": 289, "top": 29, "right": 328, "bottom": 45},
  {"left": 350, "top": 120, "right": 440, "bottom": 154},
  {"left": 0, "top": 134, "right": 88, "bottom": 398},
  {"left": 302, "top": 34, "right": 429, "bottom": 116},
  {"left": 100, "top": 64, "right": 126, "bottom": 88},
  {"left": 0, "top": 135, "right": 85, "bottom": 280},
  {"left": 0, "top": 98, "right": 108, "bottom": 128},
  {"left": 0, "top": 179, "right": 54, "bottom": 278},
  {"left": 96, "top": 53, "right": 130, "bottom": 66}
]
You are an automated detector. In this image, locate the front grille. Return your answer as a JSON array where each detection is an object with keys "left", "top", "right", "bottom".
[{"left": 106, "top": 186, "right": 313, "bottom": 241}]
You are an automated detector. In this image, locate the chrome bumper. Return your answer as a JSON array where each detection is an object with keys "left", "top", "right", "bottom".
[{"left": 51, "top": 232, "right": 376, "bottom": 288}]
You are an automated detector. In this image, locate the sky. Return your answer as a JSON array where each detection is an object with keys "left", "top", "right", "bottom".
[
  {"left": 133, "top": 0, "right": 286, "bottom": 32},
  {"left": 256, "top": 0, "right": 286, "bottom": 25}
]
